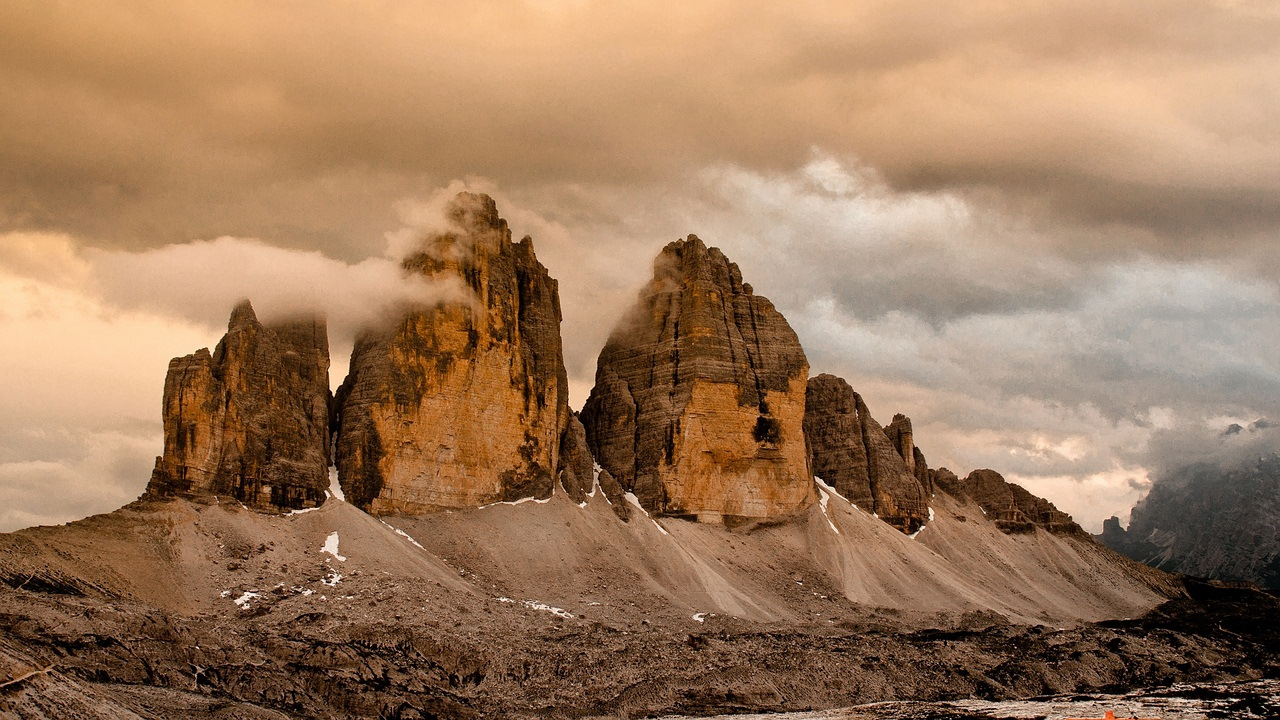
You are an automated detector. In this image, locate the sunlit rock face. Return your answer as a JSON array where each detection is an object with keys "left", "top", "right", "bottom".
[
  {"left": 803, "top": 374, "right": 929, "bottom": 533},
  {"left": 145, "top": 301, "right": 331, "bottom": 511},
  {"left": 581, "top": 235, "right": 814, "bottom": 523},
  {"left": 334, "top": 192, "right": 569, "bottom": 515}
]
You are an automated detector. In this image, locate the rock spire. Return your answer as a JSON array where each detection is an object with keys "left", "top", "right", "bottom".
[
  {"left": 145, "top": 300, "right": 331, "bottom": 511},
  {"left": 803, "top": 374, "right": 929, "bottom": 533},
  {"left": 333, "top": 192, "right": 570, "bottom": 514},
  {"left": 581, "top": 235, "right": 814, "bottom": 523}
]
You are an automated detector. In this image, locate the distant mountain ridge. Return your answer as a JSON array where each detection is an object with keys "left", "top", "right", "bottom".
[{"left": 1099, "top": 428, "right": 1280, "bottom": 589}]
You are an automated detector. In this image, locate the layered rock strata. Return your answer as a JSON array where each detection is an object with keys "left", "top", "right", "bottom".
[
  {"left": 958, "top": 468, "right": 1080, "bottom": 534},
  {"left": 145, "top": 301, "right": 330, "bottom": 511},
  {"left": 334, "top": 193, "right": 569, "bottom": 514},
  {"left": 803, "top": 374, "right": 929, "bottom": 533},
  {"left": 581, "top": 235, "right": 814, "bottom": 523}
]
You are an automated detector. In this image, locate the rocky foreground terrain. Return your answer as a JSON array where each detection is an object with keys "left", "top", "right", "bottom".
[
  {"left": 4, "top": 193, "right": 1273, "bottom": 718},
  {"left": 3, "top": 492, "right": 1279, "bottom": 720}
]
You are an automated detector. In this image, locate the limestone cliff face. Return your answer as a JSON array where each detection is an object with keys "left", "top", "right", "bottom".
[
  {"left": 145, "top": 301, "right": 330, "bottom": 511},
  {"left": 803, "top": 374, "right": 928, "bottom": 533},
  {"left": 958, "top": 468, "right": 1081, "bottom": 534},
  {"left": 581, "top": 235, "right": 813, "bottom": 523},
  {"left": 334, "top": 193, "right": 569, "bottom": 515}
]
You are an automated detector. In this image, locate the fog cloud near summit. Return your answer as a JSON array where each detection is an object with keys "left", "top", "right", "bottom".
[{"left": 2, "top": 1, "right": 1279, "bottom": 531}]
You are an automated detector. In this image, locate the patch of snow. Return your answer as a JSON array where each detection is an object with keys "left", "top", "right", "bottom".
[
  {"left": 232, "top": 591, "right": 260, "bottom": 609},
  {"left": 498, "top": 596, "right": 574, "bottom": 618},
  {"left": 327, "top": 466, "right": 345, "bottom": 502},
  {"left": 814, "top": 477, "right": 849, "bottom": 504},
  {"left": 928, "top": 506, "right": 935, "bottom": 522},
  {"left": 321, "top": 570, "right": 343, "bottom": 587},
  {"left": 478, "top": 494, "right": 553, "bottom": 509},
  {"left": 692, "top": 612, "right": 707, "bottom": 623},
  {"left": 908, "top": 525, "right": 926, "bottom": 540},
  {"left": 380, "top": 520, "right": 426, "bottom": 550},
  {"left": 286, "top": 506, "right": 319, "bottom": 516},
  {"left": 816, "top": 487, "right": 841, "bottom": 535},
  {"left": 588, "top": 601, "right": 602, "bottom": 606},
  {"left": 525, "top": 600, "right": 574, "bottom": 619},
  {"left": 624, "top": 492, "right": 670, "bottom": 535},
  {"left": 980, "top": 507, "right": 987, "bottom": 515},
  {"left": 220, "top": 590, "right": 232, "bottom": 598},
  {"left": 321, "top": 532, "right": 346, "bottom": 561}
]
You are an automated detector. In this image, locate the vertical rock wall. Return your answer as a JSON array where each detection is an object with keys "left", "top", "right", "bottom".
[
  {"left": 581, "top": 235, "right": 813, "bottom": 523},
  {"left": 145, "top": 301, "right": 331, "bottom": 511},
  {"left": 804, "top": 374, "right": 929, "bottom": 533},
  {"left": 334, "top": 193, "right": 570, "bottom": 515}
]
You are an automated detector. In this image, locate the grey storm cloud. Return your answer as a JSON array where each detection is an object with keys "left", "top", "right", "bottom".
[
  {"left": 2, "top": 1, "right": 1279, "bottom": 265},
  {"left": 1, "top": 2, "right": 1279, "bottom": 533}
]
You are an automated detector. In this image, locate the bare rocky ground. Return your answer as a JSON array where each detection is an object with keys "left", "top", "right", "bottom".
[{"left": 2, "top": 492, "right": 1277, "bottom": 719}]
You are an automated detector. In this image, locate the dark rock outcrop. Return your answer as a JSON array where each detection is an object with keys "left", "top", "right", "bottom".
[
  {"left": 145, "top": 301, "right": 330, "bottom": 511},
  {"left": 1100, "top": 450, "right": 1280, "bottom": 589},
  {"left": 334, "top": 192, "right": 570, "bottom": 514},
  {"left": 804, "top": 374, "right": 929, "bottom": 533},
  {"left": 958, "top": 468, "right": 1080, "bottom": 534},
  {"left": 581, "top": 235, "right": 813, "bottom": 523}
]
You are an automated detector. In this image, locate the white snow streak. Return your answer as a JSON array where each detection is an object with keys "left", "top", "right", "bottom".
[
  {"left": 327, "top": 466, "right": 345, "bottom": 502},
  {"left": 321, "top": 532, "right": 346, "bottom": 561},
  {"left": 692, "top": 612, "right": 708, "bottom": 623},
  {"left": 624, "top": 492, "right": 669, "bottom": 535},
  {"left": 380, "top": 520, "right": 426, "bottom": 550},
  {"left": 478, "top": 495, "right": 552, "bottom": 509},
  {"left": 816, "top": 487, "right": 840, "bottom": 535},
  {"left": 232, "top": 591, "right": 260, "bottom": 609}
]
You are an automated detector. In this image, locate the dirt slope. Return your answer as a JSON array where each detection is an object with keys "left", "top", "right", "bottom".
[{"left": 0, "top": 482, "right": 1169, "bottom": 626}]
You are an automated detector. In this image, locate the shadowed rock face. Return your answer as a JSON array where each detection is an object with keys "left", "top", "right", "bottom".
[
  {"left": 959, "top": 468, "right": 1081, "bottom": 534},
  {"left": 1099, "top": 452, "right": 1280, "bottom": 589},
  {"left": 145, "top": 301, "right": 330, "bottom": 511},
  {"left": 558, "top": 413, "right": 630, "bottom": 520},
  {"left": 334, "top": 192, "right": 569, "bottom": 515},
  {"left": 581, "top": 235, "right": 813, "bottom": 523},
  {"left": 804, "top": 374, "right": 928, "bottom": 533}
]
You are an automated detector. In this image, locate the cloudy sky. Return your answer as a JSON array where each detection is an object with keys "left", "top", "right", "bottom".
[{"left": 2, "top": 1, "right": 1278, "bottom": 532}]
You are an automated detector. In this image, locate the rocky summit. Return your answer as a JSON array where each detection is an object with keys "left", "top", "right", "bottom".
[
  {"left": 951, "top": 468, "right": 1081, "bottom": 534},
  {"left": 581, "top": 235, "right": 813, "bottom": 523},
  {"left": 145, "top": 301, "right": 331, "bottom": 512},
  {"left": 804, "top": 373, "right": 931, "bottom": 533},
  {"left": 333, "top": 192, "right": 569, "bottom": 514}
]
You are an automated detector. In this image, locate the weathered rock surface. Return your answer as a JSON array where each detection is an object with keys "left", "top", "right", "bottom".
[
  {"left": 145, "top": 301, "right": 330, "bottom": 511},
  {"left": 1100, "top": 449, "right": 1280, "bottom": 589},
  {"left": 334, "top": 192, "right": 569, "bottom": 514},
  {"left": 557, "top": 414, "right": 631, "bottom": 520},
  {"left": 804, "top": 374, "right": 929, "bottom": 533},
  {"left": 957, "top": 468, "right": 1080, "bottom": 534},
  {"left": 581, "top": 235, "right": 813, "bottom": 522}
]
